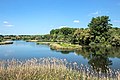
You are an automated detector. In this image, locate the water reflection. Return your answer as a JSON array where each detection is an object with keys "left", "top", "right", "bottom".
[
  {"left": 50, "top": 48, "right": 73, "bottom": 54},
  {"left": 76, "top": 47, "right": 120, "bottom": 78},
  {"left": 60, "top": 51, "right": 71, "bottom": 54},
  {"left": 0, "top": 41, "right": 120, "bottom": 72},
  {"left": 88, "top": 53, "right": 112, "bottom": 73},
  {"left": 53, "top": 46, "right": 120, "bottom": 71}
]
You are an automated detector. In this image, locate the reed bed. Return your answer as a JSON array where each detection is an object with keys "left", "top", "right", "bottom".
[{"left": 0, "top": 58, "right": 119, "bottom": 80}]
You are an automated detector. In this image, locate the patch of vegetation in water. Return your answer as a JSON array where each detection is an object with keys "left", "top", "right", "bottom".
[{"left": 49, "top": 42, "right": 82, "bottom": 51}]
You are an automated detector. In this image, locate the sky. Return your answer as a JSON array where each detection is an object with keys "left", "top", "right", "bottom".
[{"left": 0, "top": 0, "right": 120, "bottom": 35}]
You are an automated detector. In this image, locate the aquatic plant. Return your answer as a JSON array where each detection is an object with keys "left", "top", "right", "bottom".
[{"left": 0, "top": 58, "right": 119, "bottom": 80}]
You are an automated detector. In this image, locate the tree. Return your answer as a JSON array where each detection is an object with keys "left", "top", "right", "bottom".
[
  {"left": 0, "top": 35, "right": 4, "bottom": 42},
  {"left": 72, "top": 28, "right": 92, "bottom": 45},
  {"left": 50, "top": 27, "right": 77, "bottom": 42},
  {"left": 88, "top": 16, "right": 112, "bottom": 40},
  {"left": 107, "top": 28, "right": 120, "bottom": 46}
]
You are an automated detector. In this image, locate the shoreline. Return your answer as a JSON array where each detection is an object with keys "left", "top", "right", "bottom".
[
  {"left": 0, "top": 41, "right": 13, "bottom": 45},
  {"left": 26, "top": 40, "right": 38, "bottom": 42},
  {"left": 36, "top": 42, "right": 52, "bottom": 45}
]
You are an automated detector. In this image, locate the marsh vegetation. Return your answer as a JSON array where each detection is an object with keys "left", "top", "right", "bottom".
[{"left": 0, "top": 58, "right": 119, "bottom": 80}]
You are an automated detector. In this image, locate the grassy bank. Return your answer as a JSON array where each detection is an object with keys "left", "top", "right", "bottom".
[
  {"left": 0, "top": 41, "right": 13, "bottom": 45},
  {"left": 37, "top": 42, "right": 82, "bottom": 51},
  {"left": 50, "top": 43, "right": 82, "bottom": 51},
  {"left": 0, "top": 58, "right": 119, "bottom": 80},
  {"left": 26, "top": 40, "right": 38, "bottom": 42},
  {"left": 36, "top": 42, "right": 52, "bottom": 45}
]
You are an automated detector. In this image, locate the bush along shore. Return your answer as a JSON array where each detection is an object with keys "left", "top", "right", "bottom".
[
  {"left": 37, "top": 42, "right": 82, "bottom": 51},
  {"left": 0, "top": 41, "right": 13, "bottom": 45},
  {"left": 0, "top": 58, "right": 119, "bottom": 80}
]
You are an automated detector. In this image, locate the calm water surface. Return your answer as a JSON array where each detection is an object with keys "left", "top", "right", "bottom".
[{"left": 0, "top": 41, "right": 120, "bottom": 70}]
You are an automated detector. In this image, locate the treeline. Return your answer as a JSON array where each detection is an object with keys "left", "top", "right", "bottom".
[
  {"left": 49, "top": 27, "right": 120, "bottom": 47},
  {"left": 50, "top": 16, "right": 120, "bottom": 46},
  {"left": 0, "top": 16, "right": 120, "bottom": 46}
]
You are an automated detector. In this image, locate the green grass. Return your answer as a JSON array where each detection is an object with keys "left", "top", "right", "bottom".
[
  {"left": 0, "top": 58, "right": 119, "bottom": 80},
  {"left": 49, "top": 42, "right": 82, "bottom": 51}
]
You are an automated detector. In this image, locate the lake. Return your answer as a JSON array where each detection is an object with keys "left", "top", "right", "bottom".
[{"left": 0, "top": 40, "right": 120, "bottom": 71}]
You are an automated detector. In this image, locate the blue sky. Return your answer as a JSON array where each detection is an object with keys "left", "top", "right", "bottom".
[{"left": 0, "top": 0, "right": 120, "bottom": 35}]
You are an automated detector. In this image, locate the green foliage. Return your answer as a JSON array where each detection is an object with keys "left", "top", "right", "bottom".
[
  {"left": 72, "top": 28, "right": 92, "bottom": 45},
  {"left": 107, "top": 28, "right": 120, "bottom": 46},
  {"left": 0, "top": 35, "right": 4, "bottom": 42},
  {"left": 71, "top": 16, "right": 114, "bottom": 46},
  {"left": 87, "top": 16, "right": 113, "bottom": 46},
  {"left": 88, "top": 16, "right": 112, "bottom": 37},
  {"left": 50, "top": 27, "right": 77, "bottom": 42}
]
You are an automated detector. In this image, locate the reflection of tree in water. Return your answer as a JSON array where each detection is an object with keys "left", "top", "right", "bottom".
[
  {"left": 75, "top": 47, "right": 120, "bottom": 78},
  {"left": 75, "top": 47, "right": 120, "bottom": 59},
  {"left": 75, "top": 47, "right": 90, "bottom": 58},
  {"left": 50, "top": 47, "right": 72, "bottom": 54},
  {"left": 88, "top": 53, "right": 112, "bottom": 73},
  {"left": 50, "top": 48, "right": 56, "bottom": 51},
  {"left": 88, "top": 47, "right": 112, "bottom": 73},
  {"left": 60, "top": 51, "right": 71, "bottom": 54},
  {"left": 50, "top": 46, "right": 119, "bottom": 78}
]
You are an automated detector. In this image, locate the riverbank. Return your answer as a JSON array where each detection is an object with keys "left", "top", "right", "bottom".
[
  {"left": 26, "top": 40, "right": 38, "bottom": 42},
  {"left": 0, "top": 41, "right": 13, "bottom": 45}
]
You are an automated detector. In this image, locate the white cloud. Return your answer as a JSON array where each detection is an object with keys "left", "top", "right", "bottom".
[
  {"left": 92, "top": 11, "right": 99, "bottom": 15},
  {"left": 3, "top": 21, "right": 9, "bottom": 24},
  {"left": 73, "top": 20, "right": 80, "bottom": 23},
  {"left": 4, "top": 24, "right": 14, "bottom": 27},
  {"left": 88, "top": 11, "right": 100, "bottom": 16},
  {"left": 113, "top": 20, "right": 120, "bottom": 23},
  {"left": 3, "top": 21, "right": 14, "bottom": 27},
  {"left": 59, "top": 25, "right": 70, "bottom": 28}
]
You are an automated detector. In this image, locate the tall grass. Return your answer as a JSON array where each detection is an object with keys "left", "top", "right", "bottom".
[{"left": 0, "top": 58, "right": 119, "bottom": 80}]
